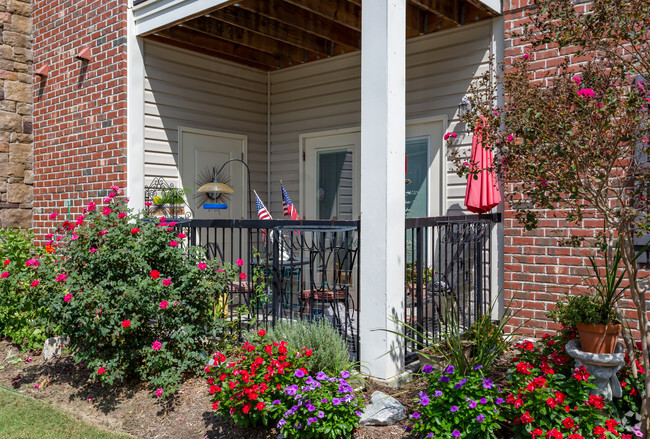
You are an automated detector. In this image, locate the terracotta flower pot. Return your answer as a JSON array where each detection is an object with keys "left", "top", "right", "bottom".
[{"left": 576, "top": 322, "right": 621, "bottom": 354}]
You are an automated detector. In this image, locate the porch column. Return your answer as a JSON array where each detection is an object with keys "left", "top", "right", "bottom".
[{"left": 360, "top": 0, "right": 406, "bottom": 381}]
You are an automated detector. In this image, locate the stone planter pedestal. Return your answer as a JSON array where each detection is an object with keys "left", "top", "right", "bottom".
[{"left": 565, "top": 339, "right": 625, "bottom": 401}]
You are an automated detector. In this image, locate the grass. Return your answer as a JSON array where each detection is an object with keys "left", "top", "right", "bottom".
[{"left": 0, "top": 387, "right": 133, "bottom": 439}]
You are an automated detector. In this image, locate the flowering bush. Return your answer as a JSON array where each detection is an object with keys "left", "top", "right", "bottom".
[
  {"left": 505, "top": 337, "right": 629, "bottom": 439},
  {"left": 409, "top": 364, "right": 504, "bottom": 439},
  {"left": 206, "top": 330, "right": 309, "bottom": 427},
  {"left": 612, "top": 342, "right": 645, "bottom": 437},
  {"left": 38, "top": 186, "right": 240, "bottom": 397},
  {"left": 0, "top": 228, "right": 53, "bottom": 349},
  {"left": 277, "top": 370, "right": 363, "bottom": 439}
]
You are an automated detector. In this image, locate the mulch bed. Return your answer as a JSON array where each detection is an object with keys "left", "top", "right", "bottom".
[{"left": 0, "top": 339, "right": 516, "bottom": 438}]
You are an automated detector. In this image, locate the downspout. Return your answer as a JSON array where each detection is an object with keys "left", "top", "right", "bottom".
[{"left": 267, "top": 72, "right": 272, "bottom": 206}]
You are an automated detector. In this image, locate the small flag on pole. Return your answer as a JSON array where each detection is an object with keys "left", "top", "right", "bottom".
[
  {"left": 280, "top": 181, "right": 300, "bottom": 220},
  {"left": 254, "top": 190, "right": 272, "bottom": 245}
]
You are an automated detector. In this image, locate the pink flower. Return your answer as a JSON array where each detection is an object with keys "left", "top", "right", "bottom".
[
  {"left": 87, "top": 202, "right": 96, "bottom": 211},
  {"left": 102, "top": 207, "right": 112, "bottom": 216},
  {"left": 443, "top": 132, "right": 457, "bottom": 141},
  {"left": 30, "top": 280, "right": 39, "bottom": 287},
  {"left": 45, "top": 234, "right": 53, "bottom": 239},
  {"left": 577, "top": 88, "right": 596, "bottom": 98},
  {"left": 217, "top": 269, "right": 225, "bottom": 273},
  {"left": 507, "top": 134, "right": 514, "bottom": 142},
  {"left": 25, "top": 259, "right": 39, "bottom": 267},
  {"left": 239, "top": 272, "right": 247, "bottom": 280},
  {"left": 144, "top": 201, "right": 152, "bottom": 207},
  {"left": 573, "top": 76, "right": 581, "bottom": 85},
  {"left": 236, "top": 258, "right": 244, "bottom": 266},
  {"left": 50, "top": 212, "right": 58, "bottom": 219},
  {"left": 90, "top": 248, "right": 98, "bottom": 253},
  {"left": 33, "top": 384, "right": 39, "bottom": 389},
  {"left": 121, "top": 320, "right": 131, "bottom": 328},
  {"left": 169, "top": 240, "right": 179, "bottom": 247},
  {"left": 76, "top": 215, "right": 85, "bottom": 225},
  {"left": 177, "top": 232, "right": 186, "bottom": 239},
  {"left": 523, "top": 53, "right": 530, "bottom": 60},
  {"left": 110, "top": 185, "right": 120, "bottom": 192},
  {"left": 462, "top": 161, "right": 469, "bottom": 167},
  {"left": 162, "top": 278, "right": 172, "bottom": 286},
  {"left": 64, "top": 293, "right": 73, "bottom": 303},
  {"left": 160, "top": 300, "right": 168, "bottom": 309},
  {"left": 103, "top": 198, "right": 112, "bottom": 204},
  {"left": 540, "top": 178, "right": 548, "bottom": 187},
  {"left": 100, "top": 230, "right": 108, "bottom": 236},
  {"left": 131, "top": 227, "right": 140, "bottom": 234},
  {"left": 2, "top": 259, "right": 8, "bottom": 266},
  {"left": 70, "top": 234, "right": 79, "bottom": 241},
  {"left": 118, "top": 212, "right": 127, "bottom": 219},
  {"left": 198, "top": 262, "right": 207, "bottom": 270},
  {"left": 150, "top": 270, "right": 160, "bottom": 279},
  {"left": 155, "top": 388, "right": 163, "bottom": 398},
  {"left": 97, "top": 367, "right": 106, "bottom": 375},
  {"left": 152, "top": 340, "right": 162, "bottom": 351},
  {"left": 1, "top": 271, "right": 9, "bottom": 279},
  {"left": 168, "top": 221, "right": 177, "bottom": 227},
  {"left": 55, "top": 273, "right": 67, "bottom": 282}
]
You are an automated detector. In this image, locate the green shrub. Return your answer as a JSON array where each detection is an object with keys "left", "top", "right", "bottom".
[
  {"left": 38, "top": 186, "right": 240, "bottom": 397},
  {"left": 0, "top": 228, "right": 51, "bottom": 349},
  {"left": 261, "top": 319, "right": 350, "bottom": 375}
]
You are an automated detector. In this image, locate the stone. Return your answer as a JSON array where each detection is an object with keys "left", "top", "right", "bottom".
[
  {"left": 4, "top": 80, "right": 29, "bottom": 102},
  {"left": 8, "top": 1, "right": 30, "bottom": 17},
  {"left": 2, "top": 31, "right": 28, "bottom": 49},
  {"left": 22, "top": 168, "right": 31, "bottom": 184},
  {"left": 565, "top": 339, "right": 625, "bottom": 400},
  {"left": 43, "top": 336, "right": 70, "bottom": 361},
  {"left": 0, "top": 208, "right": 30, "bottom": 228},
  {"left": 0, "top": 99, "right": 15, "bottom": 112},
  {"left": 16, "top": 103, "right": 30, "bottom": 115},
  {"left": 0, "top": 162, "right": 23, "bottom": 177},
  {"left": 359, "top": 391, "right": 406, "bottom": 426},
  {"left": 0, "top": 111, "right": 21, "bottom": 131},
  {"left": 9, "top": 143, "right": 30, "bottom": 163},
  {"left": 0, "top": 70, "right": 17, "bottom": 81},
  {"left": 0, "top": 45, "right": 12, "bottom": 60},
  {"left": 7, "top": 182, "right": 30, "bottom": 203},
  {"left": 10, "top": 14, "right": 29, "bottom": 34}
]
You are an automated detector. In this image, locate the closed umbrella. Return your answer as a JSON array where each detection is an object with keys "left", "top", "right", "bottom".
[{"left": 464, "top": 115, "right": 501, "bottom": 213}]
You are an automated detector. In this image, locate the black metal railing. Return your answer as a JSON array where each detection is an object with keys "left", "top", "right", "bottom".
[
  {"left": 404, "top": 213, "right": 500, "bottom": 360},
  {"left": 175, "top": 219, "right": 360, "bottom": 360}
]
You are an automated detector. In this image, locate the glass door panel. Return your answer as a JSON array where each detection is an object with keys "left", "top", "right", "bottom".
[{"left": 317, "top": 149, "right": 354, "bottom": 220}]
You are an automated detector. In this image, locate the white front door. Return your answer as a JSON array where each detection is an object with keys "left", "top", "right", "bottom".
[
  {"left": 179, "top": 127, "right": 247, "bottom": 220},
  {"left": 300, "top": 117, "right": 445, "bottom": 220}
]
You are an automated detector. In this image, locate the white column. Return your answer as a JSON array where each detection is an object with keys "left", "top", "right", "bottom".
[
  {"left": 360, "top": 0, "right": 406, "bottom": 381},
  {"left": 127, "top": 3, "right": 145, "bottom": 210}
]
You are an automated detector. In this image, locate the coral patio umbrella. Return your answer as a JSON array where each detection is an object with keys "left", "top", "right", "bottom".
[{"left": 464, "top": 115, "right": 501, "bottom": 213}]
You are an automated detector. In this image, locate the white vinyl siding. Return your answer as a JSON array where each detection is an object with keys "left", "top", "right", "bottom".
[
  {"left": 270, "top": 19, "right": 493, "bottom": 216},
  {"left": 143, "top": 40, "right": 268, "bottom": 194}
]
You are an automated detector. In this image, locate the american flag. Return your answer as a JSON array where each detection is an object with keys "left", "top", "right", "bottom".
[
  {"left": 255, "top": 192, "right": 272, "bottom": 220},
  {"left": 281, "top": 183, "right": 300, "bottom": 220}
]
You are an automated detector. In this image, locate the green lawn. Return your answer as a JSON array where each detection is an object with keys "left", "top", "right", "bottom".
[{"left": 0, "top": 388, "right": 133, "bottom": 439}]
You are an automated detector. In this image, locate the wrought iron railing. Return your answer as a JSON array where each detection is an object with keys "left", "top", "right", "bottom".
[{"left": 404, "top": 213, "right": 500, "bottom": 360}]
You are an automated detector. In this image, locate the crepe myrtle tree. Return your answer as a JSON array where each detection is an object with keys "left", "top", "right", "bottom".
[{"left": 449, "top": 0, "right": 650, "bottom": 433}]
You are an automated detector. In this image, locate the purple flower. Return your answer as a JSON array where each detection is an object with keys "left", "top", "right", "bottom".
[
  {"left": 321, "top": 398, "right": 328, "bottom": 403},
  {"left": 434, "top": 390, "right": 443, "bottom": 397},
  {"left": 422, "top": 364, "right": 433, "bottom": 374},
  {"left": 450, "top": 406, "right": 459, "bottom": 412},
  {"left": 307, "top": 404, "right": 316, "bottom": 412},
  {"left": 316, "top": 371, "right": 328, "bottom": 380},
  {"left": 277, "top": 419, "right": 286, "bottom": 428},
  {"left": 439, "top": 375, "right": 450, "bottom": 383},
  {"left": 468, "top": 399, "right": 477, "bottom": 408},
  {"left": 332, "top": 398, "right": 341, "bottom": 406},
  {"left": 295, "top": 422, "right": 302, "bottom": 430},
  {"left": 294, "top": 369, "right": 305, "bottom": 378},
  {"left": 427, "top": 434, "right": 434, "bottom": 438},
  {"left": 411, "top": 412, "right": 421, "bottom": 419},
  {"left": 476, "top": 414, "right": 486, "bottom": 423},
  {"left": 272, "top": 400, "right": 281, "bottom": 405},
  {"left": 285, "top": 385, "right": 298, "bottom": 396},
  {"left": 355, "top": 411, "right": 362, "bottom": 417},
  {"left": 482, "top": 378, "right": 493, "bottom": 389},
  {"left": 495, "top": 397, "right": 504, "bottom": 405},
  {"left": 419, "top": 392, "right": 430, "bottom": 406},
  {"left": 445, "top": 365, "right": 455, "bottom": 374},
  {"left": 480, "top": 398, "right": 487, "bottom": 404},
  {"left": 473, "top": 365, "right": 483, "bottom": 370},
  {"left": 454, "top": 378, "right": 467, "bottom": 389},
  {"left": 341, "top": 371, "right": 351, "bottom": 379},
  {"left": 317, "top": 410, "right": 324, "bottom": 419},
  {"left": 452, "top": 430, "right": 461, "bottom": 438}
]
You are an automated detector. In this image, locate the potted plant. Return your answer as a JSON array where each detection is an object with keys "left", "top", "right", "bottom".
[
  {"left": 151, "top": 187, "right": 192, "bottom": 217},
  {"left": 548, "top": 239, "right": 627, "bottom": 354}
]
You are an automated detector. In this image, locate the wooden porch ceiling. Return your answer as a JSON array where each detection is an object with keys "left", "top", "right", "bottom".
[{"left": 144, "top": 0, "right": 498, "bottom": 71}]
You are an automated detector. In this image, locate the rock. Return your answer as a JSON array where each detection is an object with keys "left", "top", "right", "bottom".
[
  {"left": 0, "top": 208, "right": 31, "bottom": 228},
  {"left": 0, "top": 112, "right": 22, "bottom": 132},
  {"left": 565, "top": 339, "right": 625, "bottom": 400},
  {"left": 43, "top": 336, "right": 70, "bottom": 361},
  {"left": 4, "top": 81, "right": 31, "bottom": 103},
  {"left": 7, "top": 182, "right": 31, "bottom": 204},
  {"left": 359, "top": 391, "right": 406, "bottom": 426}
]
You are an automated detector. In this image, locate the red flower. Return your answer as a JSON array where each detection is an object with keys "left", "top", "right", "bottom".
[
  {"left": 239, "top": 272, "right": 247, "bottom": 280},
  {"left": 605, "top": 419, "right": 618, "bottom": 432},
  {"left": 97, "top": 366, "right": 106, "bottom": 374},
  {"left": 546, "top": 429, "right": 563, "bottom": 439},
  {"left": 256, "top": 402, "right": 265, "bottom": 411},
  {"left": 547, "top": 397, "right": 556, "bottom": 409},
  {"left": 121, "top": 320, "right": 131, "bottom": 328},
  {"left": 212, "top": 401, "right": 219, "bottom": 410},
  {"left": 531, "top": 428, "right": 544, "bottom": 439},
  {"left": 567, "top": 435, "right": 584, "bottom": 439},
  {"left": 150, "top": 270, "right": 160, "bottom": 279},
  {"left": 519, "top": 411, "right": 534, "bottom": 424},
  {"left": 586, "top": 395, "right": 605, "bottom": 409},
  {"left": 242, "top": 403, "right": 251, "bottom": 414},
  {"left": 516, "top": 362, "right": 533, "bottom": 375},
  {"left": 258, "top": 329, "right": 266, "bottom": 337},
  {"left": 130, "top": 227, "right": 139, "bottom": 234},
  {"left": 562, "top": 417, "right": 575, "bottom": 429},
  {"left": 572, "top": 366, "right": 590, "bottom": 381},
  {"left": 3, "top": 259, "right": 9, "bottom": 265},
  {"left": 169, "top": 240, "right": 179, "bottom": 247}
]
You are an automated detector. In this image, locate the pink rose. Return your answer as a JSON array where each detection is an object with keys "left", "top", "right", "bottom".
[
  {"left": 160, "top": 300, "right": 168, "bottom": 309},
  {"left": 49, "top": 212, "right": 58, "bottom": 219},
  {"left": 110, "top": 185, "right": 120, "bottom": 192},
  {"left": 162, "top": 278, "right": 172, "bottom": 286},
  {"left": 97, "top": 367, "right": 106, "bottom": 374},
  {"left": 573, "top": 76, "right": 581, "bottom": 85},
  {"left": 236, "top": 258, "right": 244, "bottom": 266},
  {"left": 2, "top": 259, "right": 8, "bottom": 266},
  {"left": 144, "top": 201, "right": 152, "bottom": 206},
  {"left": 87, "top": 202, "right": 96, "bottom": 211},
  {"left": 131, "top": 227, "right": 140, "bottom": 234},
  {"left": 177, "top": 232, "right": 186, "bottom": 239},
  {"left": 577, "top": 88, "right": 596, "bottom": 98},
  {"left": 102, "top": 207, "right": 112, "bottom": 216},
  {"left": 121, "top": 320, "right": 131, "bottom": 328},
  {"left": 198, "top": 262, "right": 207, "bottom": 270},
  {"left": 2, "top": 271, "right": 12, "bottom": 278},
  {"left": 90, "top": 248, "right": 98, "bottom": 253},
  {"left": 25, "top": 259, "right": 39, "bottom": 267},
  {"left": 152, "top": 340, "right": 162, "bottom": 351},
  {"left": 169, "top": 240, "right": 179, "bottom": 247},
  {"left": 31, "top": 280, "right": 39, "bottom": 287},
  {"left": 55, "top": 273, "right": 67, "bottom": 282},
  {"left": 239, "top": 272, "right": 247, "bottom": 280},
  {"left": 155, "top": 388, "right": 163, "bottom": 398},
  {"left": 118, "top": 212, "right": 127, "bottom": 219},
  {"left": 64, "top": 293, "right": 73, "bottom": 303},
  {"left": 100, "top": 230, "right": 108, "bottom": 236}
]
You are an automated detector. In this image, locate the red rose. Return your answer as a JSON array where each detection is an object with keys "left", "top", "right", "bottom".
[
  {"left": 97, "top": 366, "right": 106, "bottom": 374},
  {"left": 121, "top": 320, "right": 131, "bottom": 328},
  {"left": 150, "top": 270, "right": 160, "bottom": 279},
  {"left": 258, "top": 329, "right": 266, "bottom": 337}
]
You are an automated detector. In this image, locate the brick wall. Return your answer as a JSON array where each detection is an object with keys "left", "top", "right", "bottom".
[
  {"left": 0, "top": 0, "right": 32, "bottom": 228},
  {"left": 32, "top": 0, "right": 127, "bottom": 241},
  {"left": 502, "top": 0, "right": 649, "bottom": 336}
]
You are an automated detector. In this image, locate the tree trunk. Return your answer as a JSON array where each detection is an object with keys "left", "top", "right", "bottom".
[{"left": 619, "top": 232, "right": 649, "bottom": 436}]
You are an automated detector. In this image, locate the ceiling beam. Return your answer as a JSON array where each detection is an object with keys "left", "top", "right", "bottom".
[
  {"left": 282, "top": 0, "right": 361, "bottom": 31},
  {"left": 238, "top": 0, "right": 360, "bottom": 49},
  {"left": 181, "top": 17, "right": 306, "bottom": 65},
  {"left": 409, "top": 0, "right": 461, "bottom": 26},
  {"left": 155, "top": 26, "right": 281, "bottom": 69},
  {"left": 209, "top": 7, "right": 332, "bottom": 55}
]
